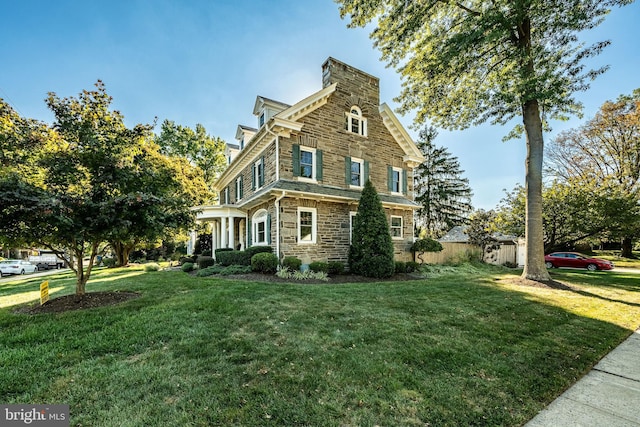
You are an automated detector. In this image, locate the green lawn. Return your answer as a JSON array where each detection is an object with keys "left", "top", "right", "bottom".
[
  {"left": 594, "top": 250, "right": 640, "bottom": 269},
  {"left": 1, "top": 265, "right": 640, "bottom": 426}
]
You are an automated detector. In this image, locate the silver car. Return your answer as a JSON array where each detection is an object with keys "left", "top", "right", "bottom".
[{"left": 0, "top": 259, "right": 38, "bottom": 277}]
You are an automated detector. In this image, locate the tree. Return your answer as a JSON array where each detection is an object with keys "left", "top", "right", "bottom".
[
  {"left": 0, "top": 82, "right": 207, "bottom": 295},
  {"left": 495, "top": 181, "right": 640, "bottom": 252},
  {"left": 466, "top": 210, "right": 498, "bottom": 261},
  {"left": 414, "top": 126, "right": 473, "bottom": 238},
  {"left": 337, "top": 0, "right": 632, "bottom": 281},
  {"left": 349, "top": 180, "right": 395, "bottom": 278},
  {"left": 155, "top": 119, "right": 228, "bottom": 195},
  {"left": 546, "top": 89, "right": 640, "bottom": 256}
]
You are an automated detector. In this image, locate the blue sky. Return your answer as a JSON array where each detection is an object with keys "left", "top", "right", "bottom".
[{"left": 2, "top": 0, "right": 638, "bottom": 210}]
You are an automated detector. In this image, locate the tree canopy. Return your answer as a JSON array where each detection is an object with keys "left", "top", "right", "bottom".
[
  {"left": 545, "top": 89, "right": 640, "bottom": 256},
  {"left": 0, "top": 82, "right": 210, "bottom": 294},
  {"left": 414, "top": 126, "right": 473, "bottom": 238},
  {"left": 337, "top": 0, "right": 632, "bottom": 281}
]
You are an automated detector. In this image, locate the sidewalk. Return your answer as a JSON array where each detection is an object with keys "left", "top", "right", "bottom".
[{"left": 526, "top": 329, "right": 640, "bottom": 426}]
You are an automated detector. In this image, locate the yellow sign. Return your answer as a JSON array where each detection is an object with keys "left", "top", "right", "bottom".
[{"left": 40, "top": 281, "right": 49, "bottom": 305}]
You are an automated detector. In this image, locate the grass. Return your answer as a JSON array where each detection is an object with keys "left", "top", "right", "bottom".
[
  {"left": 1, "top": 264, "right": 640, "bottom": 426},
  {"left": 593, "top": 250, "right": 640, "bottom": 269}
]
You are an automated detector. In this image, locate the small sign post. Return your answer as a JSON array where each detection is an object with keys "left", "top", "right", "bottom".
[{"left": 40, "top": 281, "right": 49, "bottom": 305}]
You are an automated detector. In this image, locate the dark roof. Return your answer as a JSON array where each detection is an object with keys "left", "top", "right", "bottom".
[
  {"left": 257, "top": 96, "right": 291, "bottom": 109},
  {"left": 238, "top": 125, "right": 258, "bottom": 132}
]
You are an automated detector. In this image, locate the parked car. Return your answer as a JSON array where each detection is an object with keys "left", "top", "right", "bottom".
[
  {"left": 544, "top": 252, "right": 614, "bottom": 271},
  {"left": 0, "top": 259, "right": 38, "bottom": 276}
]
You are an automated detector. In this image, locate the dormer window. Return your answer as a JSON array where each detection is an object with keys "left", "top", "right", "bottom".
[
  {"left": 240, "top": 137, "right": 245, "bottom": 150},
  {"left": 345, "top": 106, "right": 367, "bottom": 136},
  {"left": 259, "top": 112, "right": 265, "bottom": 128}
]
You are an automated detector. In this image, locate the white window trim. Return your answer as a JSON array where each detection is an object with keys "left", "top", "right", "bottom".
[
  {"left": 345, "top": 106, "right": 367, "bottom": 137},
  {"left": 297, "top": 207, "right": 317, "bottom": 245},
  {"left": 254, "top": 158, "right": 264, "bottom": 190},
  {"left": 259, "top": 112, "right": 265, "bottom": 128},
  {"left": 391, "top": 167, "right": 403, "bottom": 195},
  {"left": 349, "top": 211, "right": 357, "bottom": 244},
  {"left": 349, "top": 157, "right": 364, "bottom": 189},
  {"left": 252, "top": 209, "right": 268, "bottom": 246},
  {"left": 298, "top": 146, "right": 317, "bottom": 183},
  {"left": 235, "top": 177, "right": 242, "bottom": 201},
  {"left": 390, "top": 215, "right": 403, "bottom": 240}
]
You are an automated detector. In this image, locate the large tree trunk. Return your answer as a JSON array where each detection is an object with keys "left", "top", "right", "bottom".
[
  {"left": 621, "top": 236, "right": 634, "bottom": 258},
  {"left": 521, "top": 99, "right": 551, "bottom": 282},
  {"left": 111, "top": 240, "right": 135, "bottom": 267}
]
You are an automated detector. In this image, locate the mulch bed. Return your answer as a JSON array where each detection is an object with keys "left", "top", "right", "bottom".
[
  {"left": 15, "top": 291, "right": 141, "bottom": 315},
  {"left": 499, "top": 277, "right": 577, "bottom": 290}
]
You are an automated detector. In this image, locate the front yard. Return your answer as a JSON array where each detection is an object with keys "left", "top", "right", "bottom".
[{"left": 1, "top": 264, "right": 639, "bottom": 426}]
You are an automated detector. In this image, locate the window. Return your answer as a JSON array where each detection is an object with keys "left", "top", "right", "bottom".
[
  {"left": 297, "top": 207, "right": 317, "bottom": 244},
  {"left": 240, "top": 137, "right": 245, "bottom": 150},
  {"left": 390, "top": 216, "right": 403, "bottom": 239},
  {"left": 293, "top": 145, "right": 322, "bottom": 181},
  {"left": 300, "top": 149, "right": 314, "bottom": 178},
  {"left": 345, "top": 106, "right": 367, "bottom": 136},
  {"left": 253, "top": 158, "right": 265, "bottom": 190},
  {"left": 236, "top": 176, "right": 243, "bottom": 201},
  {"left": 259, "top": 112, "right": 265, "bottom": 128},
  {"left": 349, "top": 211, "right": 357, "bottom": 243},
  {"left": 388, "top": 166, "right": 406, "bottom": 194},
  {"left": 223, "top": 187, "right": 230, "bottom": 204},
  {"left": 345, "top": 157, "right": 366, "bottom": 187},
  {"left": 251, "top": 209, "right": 269, "bottom": 246}
]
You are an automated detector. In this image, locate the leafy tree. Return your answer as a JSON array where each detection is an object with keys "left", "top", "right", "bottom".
[
  {"left": 0, "top": 82, "right": 206, "bottom": 294},
  {"left": 337, "top": 0, "right": 633, "bottom": 281},
  {"left": 414, "top": 126, "right": 473, "bottom": 238},
  {"left": 349, "top": 180, "right": 395, "bottom": 278},
  {"left": 155, "top": 119, "right": 228, "bottom": 194},
  {"left": 495, "top": 181, "right": 640, "bottom": 252},
  {"left": 546, "top": 89, "right": 640, "bottom": 256},
  {"left": 466, "top": 210, "right": 498, "bottom": 261}
]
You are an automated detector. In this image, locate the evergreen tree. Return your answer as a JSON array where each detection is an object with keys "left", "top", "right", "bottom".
[
  {"left": 349, "top": 180, "right": 395, "bottom": 278},
  {"left": 414, "top": 126, "right": 473, "bottom": 238}
]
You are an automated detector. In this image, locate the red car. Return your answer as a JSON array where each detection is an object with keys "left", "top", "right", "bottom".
[{"left": 544, "top": 252, "right": 614, "bottom": 271}]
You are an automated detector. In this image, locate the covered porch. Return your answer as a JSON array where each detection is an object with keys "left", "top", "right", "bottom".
[{"left": 190, "top": 206, "right": 248, "bottom": 257}]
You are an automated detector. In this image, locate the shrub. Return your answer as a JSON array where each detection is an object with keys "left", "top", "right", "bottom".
[
  {"left": 102, "top": 257, "right": 116, "bottom": 268},
  {"left": 197, "top": 256, "right": 215, "bottom": 269},
  {"left": 309, "top": 261, "right": 329, "bottom": 273},
  {"left": 179, "top": 256, "right": 195, "bottom": 265},
  {"left": 395, "top": 261, "right": 407, "bottom": 274},
  {"left": 251, "top": 252, "right": 279, "bottom": 274},
  {"left": 181, "top": 262, "right": 195, "bottom": 272},
  {"left": 200, "top": 250, "right": 213, "bottom": 257},
  {"left": 196, "top": 265, "right": 223, "bottom": 277},
  {"left": 328, "top": 261, "right": 345, "bottom": 275},
  {"left": 144, "top": 263, "right": 160, "bottom": 272},
  {"left": 220, "top": 265, "right": 252, "bottom": 275},
  {"left": 405, "top": 261, "right": 420, "bottom": 273},
  {"left": 216, "top": 246, "right": 273, "bottom": 266},
  {"left": 411, "top": 238, "right": 444, "bottom": 253},
  {"left": 282, "top": 256, "right": 302, "bottom": 271},
  {"left": 349, "top": 180, "right": 395, "bottom": 278}
]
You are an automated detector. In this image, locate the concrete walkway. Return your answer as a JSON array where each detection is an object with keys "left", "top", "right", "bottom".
[{"left": 526, "top": 329, "right": 640, "bottom": 426}]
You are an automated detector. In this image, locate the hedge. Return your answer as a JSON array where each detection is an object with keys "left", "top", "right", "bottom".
[{"left": 216, "top": 246, "right": 273, "bottom": 266}]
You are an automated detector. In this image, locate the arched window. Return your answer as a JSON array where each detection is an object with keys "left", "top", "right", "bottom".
[
  {"left": 345, "top": 106, "right": 367, "bottom": 136},
  {"left": 251, "top": 209, "right": 270, "bottom": 246}
]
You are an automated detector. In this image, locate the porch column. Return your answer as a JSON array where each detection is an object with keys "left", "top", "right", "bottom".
[
  {"left": 187, "top": 230, "right": 197, "bottom": 255},
  {"left": 211, "top": 222, "right": 217, "bottom": 258},
  {"left": 221, "top": 217, "right": 228, "bottom": 249},
  {"left": 228, "top": 217, "right": 235, "bottom": 250}
]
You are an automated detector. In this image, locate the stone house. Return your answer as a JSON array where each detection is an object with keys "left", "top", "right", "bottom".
[{"left": 194, "top": 57, "right": 424, "bottom": 265}]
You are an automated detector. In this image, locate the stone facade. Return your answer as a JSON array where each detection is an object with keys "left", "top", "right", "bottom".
[{"left": 199, "top": 57, "right": 424, "bottom": 264}]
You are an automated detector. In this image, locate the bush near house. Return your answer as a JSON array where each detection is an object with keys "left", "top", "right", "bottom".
[
  {"left": 181, "top": 262, "right": 195, "bottom": 273},
  {"left": 328, "top": 261, "right": 345, "bottom": 275},
  {"left": 282, "top": 256, "right": 302, "bottom": 271},
  {"left": 251, "top": 252, "right": 279, "bottom": 274},
  {"left": 197, "top": 256, "right": 215, "bottom": 269},
  {"left": 309, "top": 261, "right": 329, "bottom": 273},
  {"left": 349, "top": 180, "right": 396, "bottom": 278},
  {"left": 216, "top": 246, "right": 273, "bottom": 266}
]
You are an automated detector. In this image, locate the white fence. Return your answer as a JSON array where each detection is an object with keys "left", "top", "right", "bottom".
[{"left": 415, "top": 242, "right": 521, "bottom": 266}]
